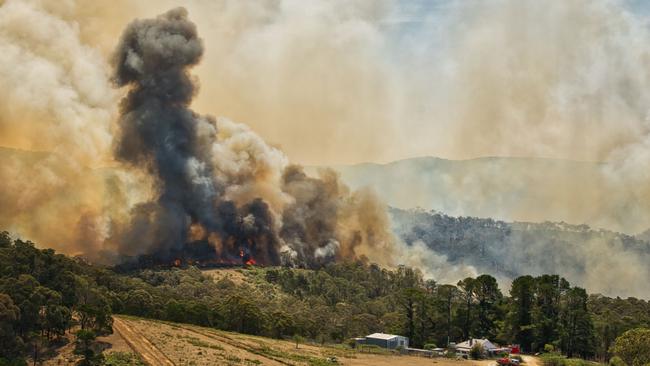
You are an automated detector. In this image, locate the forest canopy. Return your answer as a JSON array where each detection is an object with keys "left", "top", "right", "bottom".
[{"left": 0, "top": 231, "right": 648, "bottom": 365}]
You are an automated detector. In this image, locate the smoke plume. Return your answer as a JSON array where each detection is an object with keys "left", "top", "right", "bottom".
[
  {"left": 0, "top": 0, "right": 123, "bottom": 255},
  {"left": 109, "top": 8, "right": 395, "bottom": 267}
]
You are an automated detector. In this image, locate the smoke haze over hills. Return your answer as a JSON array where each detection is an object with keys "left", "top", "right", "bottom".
[
  {"left": 320, "top": 156, "right": 648, "bottom": 234},
  {"left": 390, "top": 207, "right": 650, "bottom": 298}
]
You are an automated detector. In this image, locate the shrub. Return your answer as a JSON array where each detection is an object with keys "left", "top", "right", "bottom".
[
  {"left": 540, "top": 352, "right": 566, "bottom": 366},
  {"left": 563, "top": 358, "right": 590, "bottom": 366},
  {"left": 424, "top": 343, "right": 437, "bottom": 350},
  {"left": 75, "top": 329, "right": 104, "bottom": 366},
  {"left": 608, "top": 356, "right": 625, "bottom": 366},
  {"left": 611, "top": 328, "right": 650, "bottom": 366},
  {"left": 102, "top": 352, "right": 145, "bottom": 366},
  {"left": 544, "top": 344, "right": 556, "bottom": 353},
  {"left": 293, "top": 334, "right": 304, "bottom": 349},
  {"left": 470, "top": 344, "right": 485, "bottom": 360},
  {"left": 0, "top": 358, "right": 27, "bottom": 366}
]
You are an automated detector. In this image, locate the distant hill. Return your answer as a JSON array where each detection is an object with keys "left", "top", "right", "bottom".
[
  {"left": 390, "top": 207, "right": 650, "bottom": 298},
  {"left": 317, "top": 156, "right": 645, "bottom": 234}
]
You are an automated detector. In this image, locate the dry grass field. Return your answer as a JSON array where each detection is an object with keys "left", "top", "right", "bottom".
[{"left": 112, "top": 315, "right": 498, "bottom": 366}]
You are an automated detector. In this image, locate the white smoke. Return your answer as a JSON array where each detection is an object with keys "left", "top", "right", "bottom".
[
  {"left": 397, "top": 239, "right": 479, "bottom": 285},
  {"left": 0, "top": 0, "right": 115, "bottom": 164}
]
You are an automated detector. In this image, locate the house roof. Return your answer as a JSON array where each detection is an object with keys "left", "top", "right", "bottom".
[
  {"left": 456, "top": 338, "right": 497, "bottom": 350},
  {"left": 366, "top": 333, "right": 402, "bottom": 340}
]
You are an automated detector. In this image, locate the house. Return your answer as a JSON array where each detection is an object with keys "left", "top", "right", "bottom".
[
  {"left": 455, "top": 338, "right": 499, "bottom": 356},
  {"left": 356, "top": 333, "right": 409, "bottom": 349}
]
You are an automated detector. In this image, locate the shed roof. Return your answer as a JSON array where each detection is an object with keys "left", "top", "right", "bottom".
[
  {"left": 366, "top": 332, "right": 401, "bottom": 340},
  {"left": 456, "top": 338, "right": 498, "bottom": 351}
]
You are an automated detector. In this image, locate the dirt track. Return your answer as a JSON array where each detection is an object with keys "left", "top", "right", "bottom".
[
  {"left": 113, "top": 317, "right": 175, "bottom": 366},
  {"left": 522, "top": 356, "right": 540, "bottom": 366}
]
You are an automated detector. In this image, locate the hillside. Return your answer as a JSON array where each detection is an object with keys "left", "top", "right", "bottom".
[
  {"left": 0, "top": 235, "right": 649, "bottom": 364},
  {"left": 391, "top": 208, "right": 650, "bottom": 298},
  {"left": 109, "top": 315, "right": 491, "bottom": 366},
  {"left": 319, "top": 156, "right": 647, "bottom": 234}
]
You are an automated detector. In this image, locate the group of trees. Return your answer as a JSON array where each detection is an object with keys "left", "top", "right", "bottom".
[
  {"left": 109, "top": 261, "right": 648, "bottom": 362},
  {"left": 1, "top": 230, "right": 648, "bottom": 364},
  {"left": 506, "top": 275, "right": 595, "bottom": 357},
  {"left": 0, "top": 232, "right": 113, "bottom": 365}
]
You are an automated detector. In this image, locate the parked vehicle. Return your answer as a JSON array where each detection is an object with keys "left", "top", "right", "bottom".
[
  {"left": 498, "top": 357, "right": 512, "bottom": 365},
  {"left": 497, "top": 357, "right": 520, "bottom": 366}
]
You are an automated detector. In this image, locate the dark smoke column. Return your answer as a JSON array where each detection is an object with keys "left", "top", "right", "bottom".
[
  {"left": 110, "top": 8, "right": 390, "bottom": 267},
  {"left": 112, "top": 8, "right": 219, "bottom": 257},
  {"left": 111, "top": 8, "right": 283, "bottom": 265}
]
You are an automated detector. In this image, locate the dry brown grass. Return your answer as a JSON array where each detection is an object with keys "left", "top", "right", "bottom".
[
  {"left": 202, "top": 268, "right": 250, "bottom": 286},
  {"left": 114, "top": 315, "right": 499, "bottom": 366}
]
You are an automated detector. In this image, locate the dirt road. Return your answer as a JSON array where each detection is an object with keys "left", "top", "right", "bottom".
[
  {"left": 113, "top": 316, "right": 175, "bottom": 366},
  {"left": 522, "top": 356, "right": 540, "bottom": 366}
]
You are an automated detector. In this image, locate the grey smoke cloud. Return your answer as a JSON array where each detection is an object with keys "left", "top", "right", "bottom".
[{"left": 109, "top": 8, "right": 397, "bottom": 267}]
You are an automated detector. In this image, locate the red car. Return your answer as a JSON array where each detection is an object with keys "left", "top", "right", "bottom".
[
  {"left": 498, "top": 357, "right": 511, "bottom": 365},
  {"left": 498, "top": 357, "right": 521, "bottom": 366}
]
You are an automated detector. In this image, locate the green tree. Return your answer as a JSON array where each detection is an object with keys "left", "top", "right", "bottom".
[
  {"left": 75, "top": 329, "right": 102, "bottom": 366},
  {"left": 508, "top": 275, "right": 535, "bottom": 352},
  {"left": 0, "top": 232, "right": 11, "bottom": 249},
  {"left": 124, "top": 289, "right": 154, "bottom": 317},
  {"left": 458, "top": 277, "right": 477, "bottom": 340},
  {"left": 533, "top": 275, "right": 568, "bottom": 351},
  {"left": 400, "top": 287, "right": 429, "bottom": 347},
  {"left": 560, "top": 287, "right": 595, "bottom": 358},
  {"left": 436, "top": 284, "right": 459, "bottom": 347},
  {"left": 44, "top": 305, "right": 71, "bottom": 340},
  {"left": 75, "top": 276, "right": 113, "bottom": 334},
  {"left": 293, "top": 334, "right": 304, "bottom": 349},
  {"left": 218, "top": 294, "right": 266, "bottom": 335},
  {"left": 611, "top": 328, "right": 650, "bottom": 366},
  {"left": 0, "top": 293, "right": 21, "bottom": 359},
  {"left": 474, "top": 274, "right": 502, "bottom": 339},
  {"left": 269, "top": 310, "right": 296, "bottom": 339},
  {"left": 0, "top": 275, "right": 39, "bottom": 336},
  {"left": 164, "top": 300, "right": 186, "bottom": 323}
]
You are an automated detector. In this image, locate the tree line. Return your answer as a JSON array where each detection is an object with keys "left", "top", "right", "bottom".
[{"left": 0, "top": 231, "right": 648, "bottom": 365}]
